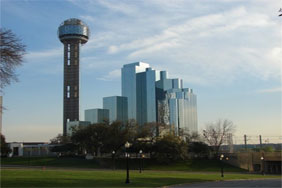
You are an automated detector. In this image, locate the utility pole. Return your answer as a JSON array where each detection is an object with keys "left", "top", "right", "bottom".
[
  {"left": 244, "top": 135, "right": 247, "bottom": 150},
  {"left": 244, "top": 134, "right": 249, "bottom": 171},
  {"left": 259, "top": 135, "right": 262, "bottom": 149}
]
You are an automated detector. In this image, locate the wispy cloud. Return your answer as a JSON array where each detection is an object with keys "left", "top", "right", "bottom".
[
  {"left": 26, "top": 0, "right": 282, "bottom": 85},
  {"left": 97, "top": 69, "right": 121, "bottom": 81},
  {"left": 101, "top": 5, "right": 279, "bottom": 85},
  {"left": 97, "top": 0, "right": 138, "bottom": 15},
  {"left": 25, "top": 47, "right": 62, "bottom": 60},
  {"left": 257, "top": 87, "right": 282, "bottom": 93}
]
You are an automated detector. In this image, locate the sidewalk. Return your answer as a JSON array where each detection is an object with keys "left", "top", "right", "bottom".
[{"left": 166, "top": 179, "right": 282, "bottom": 188}]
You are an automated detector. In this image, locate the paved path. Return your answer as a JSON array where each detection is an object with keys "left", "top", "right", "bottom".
[{"left": 168, "top": 179, "right": 281, "bottom": 188}]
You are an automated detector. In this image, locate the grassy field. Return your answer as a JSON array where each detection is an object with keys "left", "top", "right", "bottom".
[
  {"left": 1, "top": 168, "right": 280, "bottom": 187},
  {"left": 1, "top": 157, "right": 245, "bottom": 172}
]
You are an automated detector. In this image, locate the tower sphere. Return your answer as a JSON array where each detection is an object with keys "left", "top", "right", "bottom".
[{"left": 58, "top": 18, "right": 90, "bottom": 44}]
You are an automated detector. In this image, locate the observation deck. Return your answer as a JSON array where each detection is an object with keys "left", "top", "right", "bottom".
[{"left": 58, "top": 18, "right": 89, "bottom": 44}]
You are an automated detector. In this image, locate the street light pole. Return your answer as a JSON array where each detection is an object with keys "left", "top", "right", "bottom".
[
  {"left": 28, "top": 150, "right": 31, "bottom": 167},
  {"left": 261, "top": 156, "right": 265, "bottom": 175},
  {"left": 125, "top": 141, "right": 130, "bottom": 184},
  {"left": 112, "top": 150, "right": 115, "bottom": 170},
  {"left": 142, "top": 154, "right": 144, "bottom": 172},
  {"left": 219, "top": 154, "right": 229, "bottom": 178},
  {"left": 139, "top": 150, "right": 142, "bottom": 173},
  {"left": 126, "top": 153, "right": 130, "bottom": 183},
  {"left": 220, "top": 154, "right": 224, "bottom": 178}
]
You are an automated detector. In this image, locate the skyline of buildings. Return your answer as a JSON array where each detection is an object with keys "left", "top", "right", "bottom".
[
  {"left": 57, "top": 18, "right": 198, "bottom": 136},
  {"left": 82, "top": 62, "right": 198, "bottom": 135},
  {"left": 2, "top": 0, "right": 280, "bottom": 142}
]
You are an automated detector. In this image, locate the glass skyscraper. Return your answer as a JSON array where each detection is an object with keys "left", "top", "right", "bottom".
[
  {"left": 156, "top": 71, "right": 182, "bottom": 124},
  {"left": 84, "top": 109, "right": 109, "bottom": 124},
  {"left": 121, "top": 62, "right": 150, "bottom": 121},
  {"left": 156, "top": 71, "right": 198, "bottom": 134},
  {"left": 166, "top": 88, "right": 198, "bottom": 134},
  {"left": 116, "top": 62, "right": 197, "bottom": 134},
  {"left": 136, "top": 68, "right": 157, "bottom": 125},
  {"left": 103, "top": 96, "right": 128, "bottom": 123}
]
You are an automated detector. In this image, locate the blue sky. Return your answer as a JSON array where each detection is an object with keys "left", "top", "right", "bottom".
[{"left": 1, "top": 0, "right": 281, "bottom": 143}]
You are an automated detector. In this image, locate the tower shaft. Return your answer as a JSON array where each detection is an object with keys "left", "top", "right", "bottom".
[{"left": 63, "top": 41, "right": 80, "bottom": 136}]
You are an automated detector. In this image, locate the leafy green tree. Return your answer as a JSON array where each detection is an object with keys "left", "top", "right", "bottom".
[
  {"left": 103, "top": 121, "right": 135, "bottom": 153},
  {"left": 188, "top": 141, "right": 210, "bottom": 157},
  {"left": 71, "top": 123, "right": 109, "bottom": 156},
  {"left": 262, "top": 146, "right": 274, "bottom": 152},
  {"left": 50, "top": 134, "right": 76, "bottom": 156},
  {"left": 1, "top": 134, "right": 11, "bottom": 156},
  {"left": 152, "top": 134, "right": 188, "bottom": 163},
  {"left": 50, "top": 143, "right": 77, "bottom": 154},
  {"left": 70, "top": 121, "right": 160, "bottom": 156},
  {"left": 252, "top": 146, "right": 275, "bottom": 152},
  {"left": 50, "top": 134, "right": 71, "bottom": 144}
]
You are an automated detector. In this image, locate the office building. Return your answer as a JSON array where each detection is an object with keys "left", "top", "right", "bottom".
[
  {"left": 58, "top": 18, "right": 90, "bottom": 136},
  {"left": 136, "top": 68, "right": 157, "bottom": 125},
  {"left": 84, "top": 109, "right": 109, "bottom": 124},
  {"left": 156, "top": 71, "right": 182, "bottom": 124},
  {"left": 155, "top": 71, "right": 197, "bottom": 134},
  {"left": 121, "top": 62, "right": 150, "bottom": 121},
  {"left": 166, "top": 88, "right": 198, "bottom": 134},
  {"left": 103, "top": 96, "right": 128, "bottom": 123},
  {"left": 83, "top": 62, "right": 197, "bottom": 135},
  {"left": 156, "top": 71, "right": 182, "bottom": 100}
]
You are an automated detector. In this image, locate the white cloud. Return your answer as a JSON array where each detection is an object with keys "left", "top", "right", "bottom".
[
  {"left": 97, "top": 0, "right": 138, "bottom": 15},
  {"left": 98, "top": 69, "right": 121, "bottom": 81},
  {"left": 257, "top": 87, "right": 282, "bottom": 93},
  {"left": 128, "top": 39, "right": 180, "bottom": 58},
  {"left": 25, "top": 47, "right": 61, "bottom": 60},
  {"left": 29, "top": 0, "right": 281, "bottom": 84},
  {"left": 99, "top": 5, "right": 280, "bottom": 85}
]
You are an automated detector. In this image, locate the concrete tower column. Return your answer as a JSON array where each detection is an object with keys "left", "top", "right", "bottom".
[
  {"left": 58, "top": 18, "right": 89, "bottom": 136},
  {"left": 63, "top": 42, "right": 80, "bottom": 135}
]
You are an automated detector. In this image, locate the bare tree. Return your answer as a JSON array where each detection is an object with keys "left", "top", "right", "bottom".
[
  {"left": 0, "top": 28, "right": 26, "bottom": 90},
  {"left": 203, "top": 119, "right": 235, "bottom": 156}
]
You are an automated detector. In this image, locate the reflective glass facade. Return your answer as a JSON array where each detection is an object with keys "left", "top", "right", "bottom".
[
  {"left": 156, "top": 71, "right": 182, "bottom": 101},
  {"left": 103, "top": 96, "right": 128, "bottom": 123},
  {"left": 58, "top": 18, "right": 89, "bottom": 44},
  {"left": 136, "top": 68, "right": 157, "bottom": 125},
  {"left": 156, "top": 71, "right": 198, "bottom": 134},
  {"left": 121, "top": 62, "right": 150, "bottom": 120},
  {"left": 121, "top": 62, "right": 197, "bottom": 131},
  {"left": 58, "top": 25, "right": 88, "bottom": 37},
  {"left": 166, "top": 88, "right": 198, "bottom": 134},
  {"left": 84, "top": 109, "right": 109, "bottom": 124}
]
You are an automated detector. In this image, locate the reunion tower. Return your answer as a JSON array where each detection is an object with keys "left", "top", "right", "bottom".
[{"left": 58, "top": 18, "right": 90, "bottom": 135}]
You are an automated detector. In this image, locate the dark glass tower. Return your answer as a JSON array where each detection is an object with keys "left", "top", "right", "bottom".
[{"left": 58, "top": 18, "right": 89, "bottom": 135}]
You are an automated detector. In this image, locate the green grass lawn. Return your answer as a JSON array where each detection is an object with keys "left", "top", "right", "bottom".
[
  {"left": 147, "top": 159, "right": 245, "bottom": 172},
  {"left": 1, "top": 157, "right": 245, "bottom": 172},
  {"left": 1, "top": 169, "right": 280, "bottom": 187}
]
